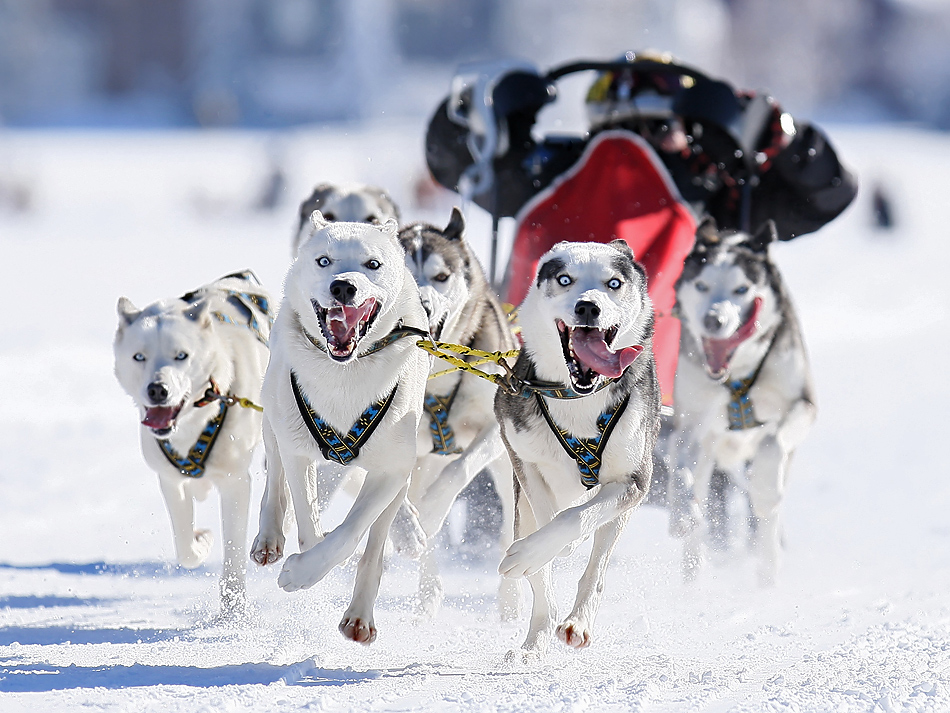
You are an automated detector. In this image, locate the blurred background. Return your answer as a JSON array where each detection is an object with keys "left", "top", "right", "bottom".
[{"left": 0, "top": 0, "right": 946, "bottom": 130}]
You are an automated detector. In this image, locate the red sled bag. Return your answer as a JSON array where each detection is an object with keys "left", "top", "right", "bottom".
[{"left": 504, "top": 131, "right": 697, "bottom": 407}]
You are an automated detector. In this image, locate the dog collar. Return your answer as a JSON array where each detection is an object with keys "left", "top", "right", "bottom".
[
  {"left": 291, "top": 371, "right": 397, "bottom": 465},
  {"left": 299, "top": 318, "right": 429, "bottom": 359},
  {"left": 423, "top": 380, "right": 464, "bottom": 456},
  {"left": 534, "top": 392, "right": 630, "bottom": 489},
  {"left": 157, "top": 400, "right": 228, "bottom": 478}
]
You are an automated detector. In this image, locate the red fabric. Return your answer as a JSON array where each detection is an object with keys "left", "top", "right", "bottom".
[{"left": 506, "top": 132, "right": 697, "bottom": 406}]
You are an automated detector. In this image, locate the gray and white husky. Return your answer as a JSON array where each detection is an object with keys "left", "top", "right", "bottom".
[
  {"left": 253, "top": 211, "right": 430, "bottom": 644},
  {"left": 668, "top": 219, "right": 816, "bottom": 586},
  {"left": 291, "top": 183, "right": 400, "bottom": 256},
  {"left": 113, "top": 271, "right": 272, "bottom": 615},
  {"left": 398, "top": 208, "right": 519, "bottom": 618},
  {"left": 494, "top": 240, "right": 660, "bottom": 661}
]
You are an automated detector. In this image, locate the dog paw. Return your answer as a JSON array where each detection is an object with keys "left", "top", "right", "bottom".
[
  {"left": 389, "top": 501, "right": 427, "bottom": 560},
  {"left": 556, "top": 618, "right": 592, "bottom": 649},
  {"left": 498, "top": 530, "right": 563, "bottom": 578},
  {"left": 277, "top": 548, "right": 333, "bottom": 592},
  {"left": 179, "top": 529, "right": 213, "bottom": 569},
  {"left": 417, "top": 574, "right": 445, "bottom": 618},
  {"left": 339, "top": 615, "right": 376, "bottom": 645},
  {"left": 504, "top": 647, "right": 544, "bottom": 667},
  {"left": 250, "top": 532, "right": 284, "bottom": 566}
]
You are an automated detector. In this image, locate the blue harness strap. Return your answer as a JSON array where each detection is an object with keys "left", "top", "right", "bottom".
[
  {"left": 726, "top": 375, "right": 761, "bottom": 431},
  {"left": 157, "top": 400, "right": 229, "bottom": 478},
  {"left": 423, "top": 380, "right": 463, "bottom": 455},
  {"left": 291, "top": 371, "right": 397, "bottom": 465},
  {"left": 534, "top": 392, "right": 631, "bottom": 489}
]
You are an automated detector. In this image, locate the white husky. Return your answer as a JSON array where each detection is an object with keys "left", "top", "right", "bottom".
[
  {"left": 253, "top": 212, "right": 430, "bottom": 644},
  {"left": 113, "top": 271, "right": 272, "bottom": 615}
]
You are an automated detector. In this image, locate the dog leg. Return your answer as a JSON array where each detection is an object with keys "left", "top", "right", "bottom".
[
  {"left": 251, "top": 418, "right": 288, "bottom": 566},
  {"left": 506, "top": 486, "right": 555, "bottom": 664},
  {"left": 159, "top": 477, "right": 212, "bottom": 569},
  {"left": 680, "top": 452, "right": 715, "bottom": 583},
  {"left": 747, "top": 435, "right": 787, "bottom": 587},
  {"left": 557, "top": 511, "right": 629, "bottom": 649},
  {"left": 416, "top": 546, "right": 445, "bottom": 617},
  {"left": 388, "top": 498, "right": 427, "bottom": 560},
  {"left": 338, "top": 485, "right": 406, "bottom": 645},
  {"left": 284, "top": 454, "right": 323, "bottom": 554},
  {"left": 500, "top": 480, "right": 642, "bottom": 578},
  {"left": 491, "top": 454, "right": 521, "bottom": 622},
  {"left": 416, "top": 425, "right": 507, "bottom": 538},
  {"left": 219, "top": 472, "right": 250, "bottom": 614},
  {"left": 278, "top": 468, "right": 408, "bottom": 592}
]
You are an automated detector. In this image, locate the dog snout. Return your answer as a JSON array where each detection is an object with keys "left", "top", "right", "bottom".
[
  {"left": 704, "top": 311, "right": 726, "bottom": 333},
  {"left": 147, "top": 381, "right": 169, "bottom": 405},
  {"left": 329, "top": 279, "right": 358, "bottom": 305},
  {"left": 574, "top": 300, "right": 601, "bottom": 325}
]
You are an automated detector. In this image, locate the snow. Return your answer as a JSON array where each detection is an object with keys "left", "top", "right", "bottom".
[{"left": 1, "top": 122, "right": 949, "bottom": 712}]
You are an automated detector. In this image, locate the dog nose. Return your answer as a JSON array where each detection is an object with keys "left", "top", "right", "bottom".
[
  {"left": 147, "top": 381, "right": 169, "bottom": 404},
  {"left": 329, "top": 279, "right": 357, "bottom": 305},
  {"left": 704, "top": 312, "right": 726, "bottom": 333},
  {"left": 574, "top": 300, "right": 600, "bottom": 324}
]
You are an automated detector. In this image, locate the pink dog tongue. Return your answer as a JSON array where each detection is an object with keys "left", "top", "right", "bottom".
[
  {"left": 571, "top": 329, "right": 643, "bottom": 378},
  {"left": 327, "top": 299, "right": 375, "bottom": 347},
  {"left": 142, "top": 406, "right": 177, "bottom": 430}
]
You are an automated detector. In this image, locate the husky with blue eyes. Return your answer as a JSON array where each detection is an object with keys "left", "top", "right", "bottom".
[
  {"left": 668, "top": 218, "right": 816, "bottom": 587},
  {"left": 494, "top": 240, "right": 660, "bottom": 662},
  {"left": 252, "top": 210, "right": 430, "bottom": 645},
  {"left": 113, "top": 271, "right": 272, "bottom": 617}
]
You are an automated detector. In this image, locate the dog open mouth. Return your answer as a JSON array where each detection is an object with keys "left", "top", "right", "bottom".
[
  {"left": 314, "top": 297, "right": 379, "bottom": 361},
  {"left": 701, "top": 296, "right": 762, "bottom": 380},
  {"left": 142, "top": 400, "right": 185, "bottom": 435},
  {"left": 557, "top": 319, "right": 643, "bottom": 394}
]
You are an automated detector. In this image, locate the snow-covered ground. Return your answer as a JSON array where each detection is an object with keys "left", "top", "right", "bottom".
[{"left": 0, "top": 122, "right": 948, "bottom": 712}]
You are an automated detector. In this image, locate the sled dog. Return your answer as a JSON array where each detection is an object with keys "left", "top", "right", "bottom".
[
  {"left": 113, "top": 271, "right": 272, "bottom": 615},
  {"left": 398, "top": 208, "right": 519, "bottom": 618},
  {"left": 291, "top": 183, "right": 400, "bottom": 256},
  {"left": 254, "top": 211, "right": 430, "bottom": 644},
  {"left": 494, "top": 241, "right": 660, "bottom": 661},
  {"left": 668, "top": 219, "right": 816, "bottom": 586}
]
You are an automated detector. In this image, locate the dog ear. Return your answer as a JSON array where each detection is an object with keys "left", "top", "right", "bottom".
[
  {"left": 380, "top": 216, "right": 399, "bottom": 236},
  {"left": 748, "top": 219, "right": 778, "bottom": 253},
  {"left": 443, "top": 207, "right": 465, "bottom": 241},
  {"left": 310, "top": 209, "right": 330, "bottom": 231},
  {"left": 117, "top": 297, "right": 141, "bottom": 327},
  {"left": 608, "top": 239, "right": 635, "bottom": 261},
  {"left": 695, "top": 216, "right": 720, "bottom": 246},
  {"left": 185, "top": 299, "right": 213, "bottom": 327}
]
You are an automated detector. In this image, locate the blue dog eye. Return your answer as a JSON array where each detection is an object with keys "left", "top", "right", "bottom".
[
  {"left": 175, "top": 352, "right": 188, "bottom": 361},
  {"left": 557, "top": 274, "right": 572, "bottom": 286},
  {"left": 734, "top": 285, "right": 749, "bottom": 295},
  {"left": 695, "top": 282, "right": 709, "bottom": 293},
  {"left": 316, "top": 256, "right": 331, "bottom": 267},
  {"left": 607, "top": 278, "right": 622, "bottom": 290},
  {"left": 133, "top": 353, "right": 146, "bottom": 362}
]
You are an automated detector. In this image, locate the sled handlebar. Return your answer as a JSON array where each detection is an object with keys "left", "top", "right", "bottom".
[{"left": 544, "top": 58, "right": 712, "bottom": 85}]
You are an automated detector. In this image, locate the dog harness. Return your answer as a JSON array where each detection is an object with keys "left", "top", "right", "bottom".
[
  {"left": 157, "top": 400, "right": 229, "bottom": 478},
  {"left": 535, "top": 392, "right": 631, "bottom": 489},
  {"left": 423, "top": 381, "right": 464, "bottom": 455},
  {"left": 291, "top": 371, "right": 397, "bottom": 465},
  {"left": 724, "top": 329, "right": 779, "bottom": 431},
  {"left": 181, "top": 270, "right": 274, "bottom": 346}
]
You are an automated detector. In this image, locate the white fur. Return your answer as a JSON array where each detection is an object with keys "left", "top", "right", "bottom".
[
  {"left": 113, "top": 276, "right": 269, "bottom": 616},
  {"left": 253, "top": 214, "right": 430, "bottom": 644}
]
